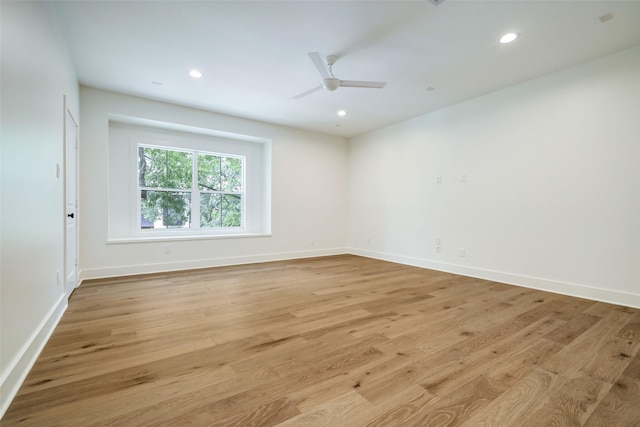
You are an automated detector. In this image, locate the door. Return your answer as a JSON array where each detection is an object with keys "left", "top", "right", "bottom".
[{"left": 65, "top": 104, "right": 79, "bottom": 294}]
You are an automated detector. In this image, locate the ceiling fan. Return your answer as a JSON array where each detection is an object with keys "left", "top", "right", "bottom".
[{"left": 293, "top": 52, "right": 386, "bottom": 99}]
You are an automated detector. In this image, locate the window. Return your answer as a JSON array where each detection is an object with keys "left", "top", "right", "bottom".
[
  {"left": 138, "top": 145, "right": 245, "bottom": 230},
  {"left": 108, "top": 119, "right": 270, "bottom": 241},
  {"left": 196, "top": 152, "right": 243, "bottom": 228}
]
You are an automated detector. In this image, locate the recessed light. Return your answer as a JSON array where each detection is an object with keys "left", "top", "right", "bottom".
[
  {"left": 189, "top": 69, "right": 202, "bottom": 78},
  {"left": 337, "top": 110, "right": 347, "bottom": 116},
  {"left": 500, "top": 33, "right": 518, "bottom": 44}
]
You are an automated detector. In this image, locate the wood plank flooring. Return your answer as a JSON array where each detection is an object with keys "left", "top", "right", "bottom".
[{"left": 3, "top": 255, "right": 640, "bottom": 426}]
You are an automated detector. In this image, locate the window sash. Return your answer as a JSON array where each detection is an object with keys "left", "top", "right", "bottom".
[{"left": 138, "top": 144, "right": 245, "bottom": 231}]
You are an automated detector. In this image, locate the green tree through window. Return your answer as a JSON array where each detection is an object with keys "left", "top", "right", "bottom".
[
  {"left": 198, "top": 153, "right": 242, "bottom": 227},
  {"left": 138, "top": 146, "right": 243, "bottom": 229}
]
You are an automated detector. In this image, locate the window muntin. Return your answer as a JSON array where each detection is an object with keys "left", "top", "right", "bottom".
[{"left": 138, "top": 145, "right": 244, "bottom": 231}]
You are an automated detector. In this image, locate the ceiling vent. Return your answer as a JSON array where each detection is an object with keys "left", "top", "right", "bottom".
[{"left": 599, "top": 13, "right": 614, "bottom": 23}]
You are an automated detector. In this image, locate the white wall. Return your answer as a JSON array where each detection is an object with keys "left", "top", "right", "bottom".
[
  {"left": 79, "top": 87, "right": 349, "bottom": 279},
  {"left": 0, "top": 1, "right": 79, "bottom": 416},
  {"left": 349, "top": 46, "right": 640, "bottom": 308}
]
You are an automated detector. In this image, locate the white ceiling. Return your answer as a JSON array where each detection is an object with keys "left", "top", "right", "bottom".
[{"left": 53, "top": 0, "right": 640, "bottom": 138}]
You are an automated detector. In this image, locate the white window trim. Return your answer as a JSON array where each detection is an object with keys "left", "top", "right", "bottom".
[
  {"left": 106, "top": 232, "right": 272, "bottom": 245},
  {"left": 136, "top": 143, "right": 247, "bottom": 235},
  {"left": 132, "top": 141, "right": 251, "bottom": 238}
]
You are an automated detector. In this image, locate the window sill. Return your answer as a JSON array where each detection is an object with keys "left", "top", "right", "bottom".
[{"left": 107, "top": 232, "right": 272, "bottom": 244}]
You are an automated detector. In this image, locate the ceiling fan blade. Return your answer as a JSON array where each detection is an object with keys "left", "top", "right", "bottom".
[
  {"left": 339, "top": 80, "right": 387, "bottom": 89},
  {"left": 293, "top": 85, "right": 323, "bottom": 99},
  {"left": 308, "top": 52, "right": 331, "bottom": 80}
]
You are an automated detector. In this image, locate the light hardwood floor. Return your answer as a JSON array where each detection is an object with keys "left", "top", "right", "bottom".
[{"left": 3, "top": 255, "right": 640, "bottom": 426}]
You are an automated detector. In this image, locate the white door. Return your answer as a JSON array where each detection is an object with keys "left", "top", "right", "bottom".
[{"left": 65, "top": 106, "right": 79, "bottom": 294}]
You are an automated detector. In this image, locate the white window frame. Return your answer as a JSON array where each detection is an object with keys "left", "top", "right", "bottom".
[{"left": 137, "top": 143, "right": 247, "bottom": 233}]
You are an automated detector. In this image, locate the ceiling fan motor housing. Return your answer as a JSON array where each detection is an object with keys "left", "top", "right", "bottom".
[{"left": 322, "top": 78, "right": 340, "bottom": 91}]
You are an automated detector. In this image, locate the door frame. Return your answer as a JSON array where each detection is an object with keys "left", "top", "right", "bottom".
[{"left": 64, "top": 95, "right": 79, "bottom": 298}]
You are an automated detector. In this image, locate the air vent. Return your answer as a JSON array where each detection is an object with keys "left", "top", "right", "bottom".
[{"left": 428, "top": 0, "right": 446, "bottom": 5}]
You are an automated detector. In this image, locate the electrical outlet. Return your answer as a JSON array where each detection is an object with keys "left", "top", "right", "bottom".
[
  {"left": 459, "top": 248, "right": 466, "bottom": 257},
  {"left": 436, "top": 238, "right": 441, "bottom": 253},
  {"left": 164, "top": 244, "right": 171, "bottom": 254},
  {"left": 56, "top": 271, "right": 62, "bottom": 287}
]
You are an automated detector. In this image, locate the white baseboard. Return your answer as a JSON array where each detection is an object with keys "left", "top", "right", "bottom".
[
  {"left": 79, "top": 247, "right": 349, "bottom": 281},
  {"left": 80, "top": 246, "right": 640, "bottom": 308},
  {"left": 0, "top": 294, "right": 68, "bottom": 419},
  {"left": 349, "top": 248, "right": 640, "bottom": 309}
]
